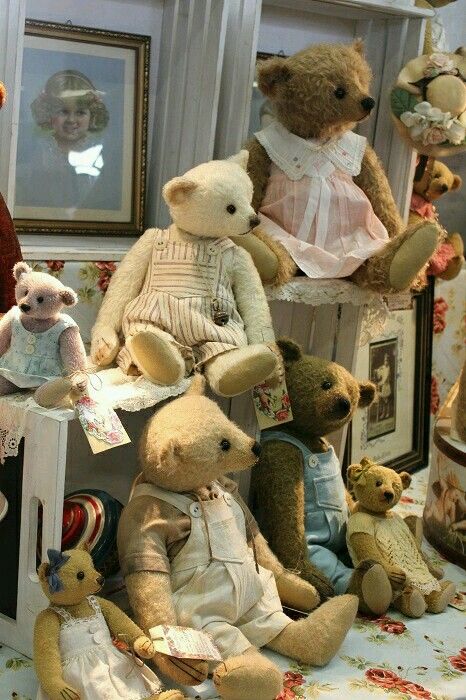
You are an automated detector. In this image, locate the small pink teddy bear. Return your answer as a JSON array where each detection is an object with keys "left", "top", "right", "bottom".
[{"left": 0, "top": 262, "right": 87, "bottom": 407}]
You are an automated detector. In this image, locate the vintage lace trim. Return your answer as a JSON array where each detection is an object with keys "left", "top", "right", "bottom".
[
  {"left": 266, "top": 278, "right": 389, "bottom": 345},
  {"left": 0, "top": 374, "right": 192, "bottom": 464},
  {"left": 0, "top": 394, "right": 35, "bottom": 464}
]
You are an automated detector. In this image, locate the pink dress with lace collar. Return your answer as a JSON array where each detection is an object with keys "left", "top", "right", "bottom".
[{"left": 255, "top": 121, "right": 389, "bottom": 278}]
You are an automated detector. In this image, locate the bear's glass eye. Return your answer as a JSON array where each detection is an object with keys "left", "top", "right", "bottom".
[
  {"left": 76, "top": 571, "right": 85, "bottom": 580},
  {"left": 37, "top": 296, "right": 44, "bottom": 304},
  {"left": 321, "top": 380, "right": 332, "bottom": 390},
  {"left": 334, "top": 86, "right": 346, "bottom": 99},
  {"left": 376, "top": 480, "right": 382, "bottom": 487},
  {"left": 220, "top": 439, "right": 231, "bottom": 451},
  {"left": 226, "top": 204, "right": 236, "bottom": 214}
]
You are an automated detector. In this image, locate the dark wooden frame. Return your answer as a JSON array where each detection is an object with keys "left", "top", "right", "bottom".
[
  {"left": 345, "top": 279, "right": 434, "bottom": 474},
  {"left": 14, "top": 19, "right": 150, "bottom": 237}
]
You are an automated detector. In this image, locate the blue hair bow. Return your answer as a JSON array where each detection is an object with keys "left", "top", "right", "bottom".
[{"left": 46, "top": 549, "right": 70, "bottom": 594}]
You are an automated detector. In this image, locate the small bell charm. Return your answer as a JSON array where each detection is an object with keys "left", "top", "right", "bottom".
[{"left": 212, "top": 299, "right": 229, "bottom": 326}]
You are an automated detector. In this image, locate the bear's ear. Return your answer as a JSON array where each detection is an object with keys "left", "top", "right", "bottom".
[
  {"left": 159, "top": 437, "right": 183, "bottom": 465},
  {"left": 37, "top": 562, "right": 50, "bottom": 584},
  {"left": 276, "top": 338, "right": 302, "bottom": 364},
  {"left": 75, "top": 540, "right": 91, "bottom": 553},
  {"left": 258, "top": 57, "right": 292, "bottom": 97},
  {"left": 358, "top": 380, "right": 376, "bottom": 408},
  {"left": 451, "top": 174, "right": 462, "bottom": 191},
  {"left": 347, "top": 463, "right": 367, "bottom": 487},
  {"left": 400, "top": 471, "right": 412, "bottom": 489},
  {"left": 352, "top": 38, "right": 365, "bottom": 55},
  {"left": 13, "top": 261, "right": 32, "bottom": 281},
  {"left": 186, "top": 374, "right": 206, "bottom": 396},
  {"left": 228, "top": 150, "right": 249, "bottom": 171},
  {"left": 60, "top": 288, "right": 78, "bottom": 307},
  {"left": 162, "top": 177, "right": 198, "bottom": 207}
]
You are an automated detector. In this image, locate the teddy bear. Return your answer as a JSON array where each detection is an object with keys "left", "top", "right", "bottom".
[
  {"left": 237, "top": 40, "right": 438, "bottom": 292},
  {"left": 250, "top": 338, "right": 393, "bottom": 616},
  {"left": 90, "top": 151, "right": 281, "bottom": 398},
  {"left": 0, "top": 262, "right": 88, "bottom": 408},
  {"left": 117, "top": 375, "right": 359, "bottom": 700},
  {"left": 410, "top": 157, "right": 464, "bottom": 280},
  {"left": 34, "top": 544, "right": 184, "bottom": 700},
  {"left": 346, "top": 458, "right": 456, "bottom": 617},
  {"left": 0, "top": 82, "right": 23, "bottom": 314},
  {"left": 392, "top": 49, "right": 466, "bottom": 156}
]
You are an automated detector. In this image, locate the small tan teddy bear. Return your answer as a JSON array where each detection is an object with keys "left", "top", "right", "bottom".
[
  {"left": 347, "top": 458, "right": 456, "bottom": 618},
  {"left": 0, "top": 262, "right": 88, "bottom": 407},
  {"left": 34, "top": 544, "right": 184, "bottom": 700}
]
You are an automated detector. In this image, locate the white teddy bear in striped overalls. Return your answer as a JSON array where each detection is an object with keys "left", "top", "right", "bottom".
[{"left": 91, "top": 152, "right": 280, "bottom": 397}]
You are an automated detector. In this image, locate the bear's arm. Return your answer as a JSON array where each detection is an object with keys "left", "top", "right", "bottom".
[
  {"left": 33, "top": 609, "right": 70, "bottom": 697},
  {"left": 244, "top": 136, "right": 272, "bottom": 211},
  {"left": 0, "top": 312, "right": 12, "bottom": 356},
  {"left": 230, "top": 246, "right": 275, "bottom": 344},
  {"left": 251, "top": 439, "right": 335, "bottom": 600},
  {"left": 353, "top": 144, "right": 404, "bottom": 238},
  {"left": 403, "top": 515, "right": 443, "bottom": 579},
  {"left": 59, "top": 325, "right": 87, "bottom": 373},
  {"left": 97, "top": 595, "right": 147, "bottom": 645},
  {"left": 92, "top": 227, "right": 156, "bottom": 335}
]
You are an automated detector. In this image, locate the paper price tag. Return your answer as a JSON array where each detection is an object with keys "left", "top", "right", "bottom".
[
  {"left": 252, "top": 377, "right": 293, "bottom": 430},
  {"left": 149, "top": 625, "right": 222, "bottom": 661},
  {"left": 75, "top": 395, "right": 131, "bottom": 454}
]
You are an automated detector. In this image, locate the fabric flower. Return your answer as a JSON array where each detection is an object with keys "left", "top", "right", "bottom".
[
  {"left": 365, "top": 668, "right": 401, "bottom": 688},
  {"left": 422, "top": 126, "right": 447, "bottom": 145},
  {"left": 283, "top": 671, "right": 305, "bottom": 688},
  {"left": 433, "top": 297, "right": 448, "bottom": 334},
  {"left": 276, "top": 688, "right": 296, "bottom": 700},
  {"left": 397, "top": 680, "right": 432, "bottom": 698},
  {"left": 449, "top": 655, "right": 466, "bottom": 672},
  {"left": 431, "top": 376, "right": 440, "bottom": 415},
  {"left": 424, "top": 53, "right": 456, "bottom": 77},
  {"left": 445, "top": 119, "right": 466, "bottom": 145},
  {"left": 376, "top": 617, "right": 407, "bottom": 634},
  {"left": 46, "top": 260, "right": 65, "bottom": 272}
]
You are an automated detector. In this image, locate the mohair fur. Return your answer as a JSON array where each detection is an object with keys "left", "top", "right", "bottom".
[
  {"left": 347, "top": 459, "right": 456, "bottom": 617},
  {"left": 91, "top": 152, "right": 280, "bottom": 397},
  {"left": 251, "top": 338, "right": 394, "bottom": 616},
  {"left": 122, "top": 376, "right": 358, "bottom": 699},
  {"left": 0, "top": 262, "right": 87, "bottom": 407},
  {"left": 410, "top": 158, "right": 464, "bottom": 281},
  {"left": 243, "top": 41, "right": 439, "bottom": 291},
  {"left": 34, "top": 545, "right": 182, "bottom": 700}
]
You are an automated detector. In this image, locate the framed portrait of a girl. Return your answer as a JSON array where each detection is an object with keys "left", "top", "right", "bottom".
[{"left": 14, "top": 20, "right": 150, "bottom": 236}]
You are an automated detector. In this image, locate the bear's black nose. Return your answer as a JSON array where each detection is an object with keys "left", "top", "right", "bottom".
[
  {"left": 97, "top": 575, "right": 105, "bottom": 586},
  {"left": 337, "top": 397, "right": 351, "bottom": 416},
  {"left": 249, "top": 215, "right": 260, "bottom": 229},
  {"left": 252, "top": 441, "right": 261, "bottom": 457},
  {"left": 361, "top": 96, "right": 375, "bottom": 112},
  {"left": 384, "top": 491, "right": 394, "bottom": 502},
  {"left": 20, "top": 303, "right": 30, "bottom": 312},
  {"left": 441, "top": 183, "right": 448, "bottom": 192}
]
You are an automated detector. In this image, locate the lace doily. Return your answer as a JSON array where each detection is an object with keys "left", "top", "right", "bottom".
[
  {"left": 0, "top": 394, "right": 35, "bottom": 464},
  {"left": 0, "top": 373, "right": 192, "bottom": 464},
  {"left": 266, "top": 278, "right": 389, "bottom": 346}
]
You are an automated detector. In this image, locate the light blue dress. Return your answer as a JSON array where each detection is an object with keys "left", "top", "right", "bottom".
[
  {"left": 261, "top": 430, "right": 353, "bottom": 594},
  {"left": 0, "top": 306, "right": 77, "bottom": 388}
]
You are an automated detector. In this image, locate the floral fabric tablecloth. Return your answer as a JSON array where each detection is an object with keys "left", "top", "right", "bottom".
[{"left": 4, "top": 468, "right": 464, "bottom": 700}]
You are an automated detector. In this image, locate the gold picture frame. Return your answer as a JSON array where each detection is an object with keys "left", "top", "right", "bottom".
[{"left": 14, "top": 20, "right": 150, "bottom": 236}]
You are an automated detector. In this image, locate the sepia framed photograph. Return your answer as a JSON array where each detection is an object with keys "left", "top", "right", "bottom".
[
  {"left": 346, "top": 280, "right": 434, "bottom": 473},
  {"left": 14, "top": 20, "right": 150, "bottom": 236}
]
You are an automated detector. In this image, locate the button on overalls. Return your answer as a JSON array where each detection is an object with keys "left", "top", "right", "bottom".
[
  {"left": 118, "top": 227, "right": 249, "bottom": 375},
  {"left": 261, "top": 431, "right": 352, "bottom": 594},
  {"left": 131, "top": 481, "right": 291, "bottom": 659}
]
